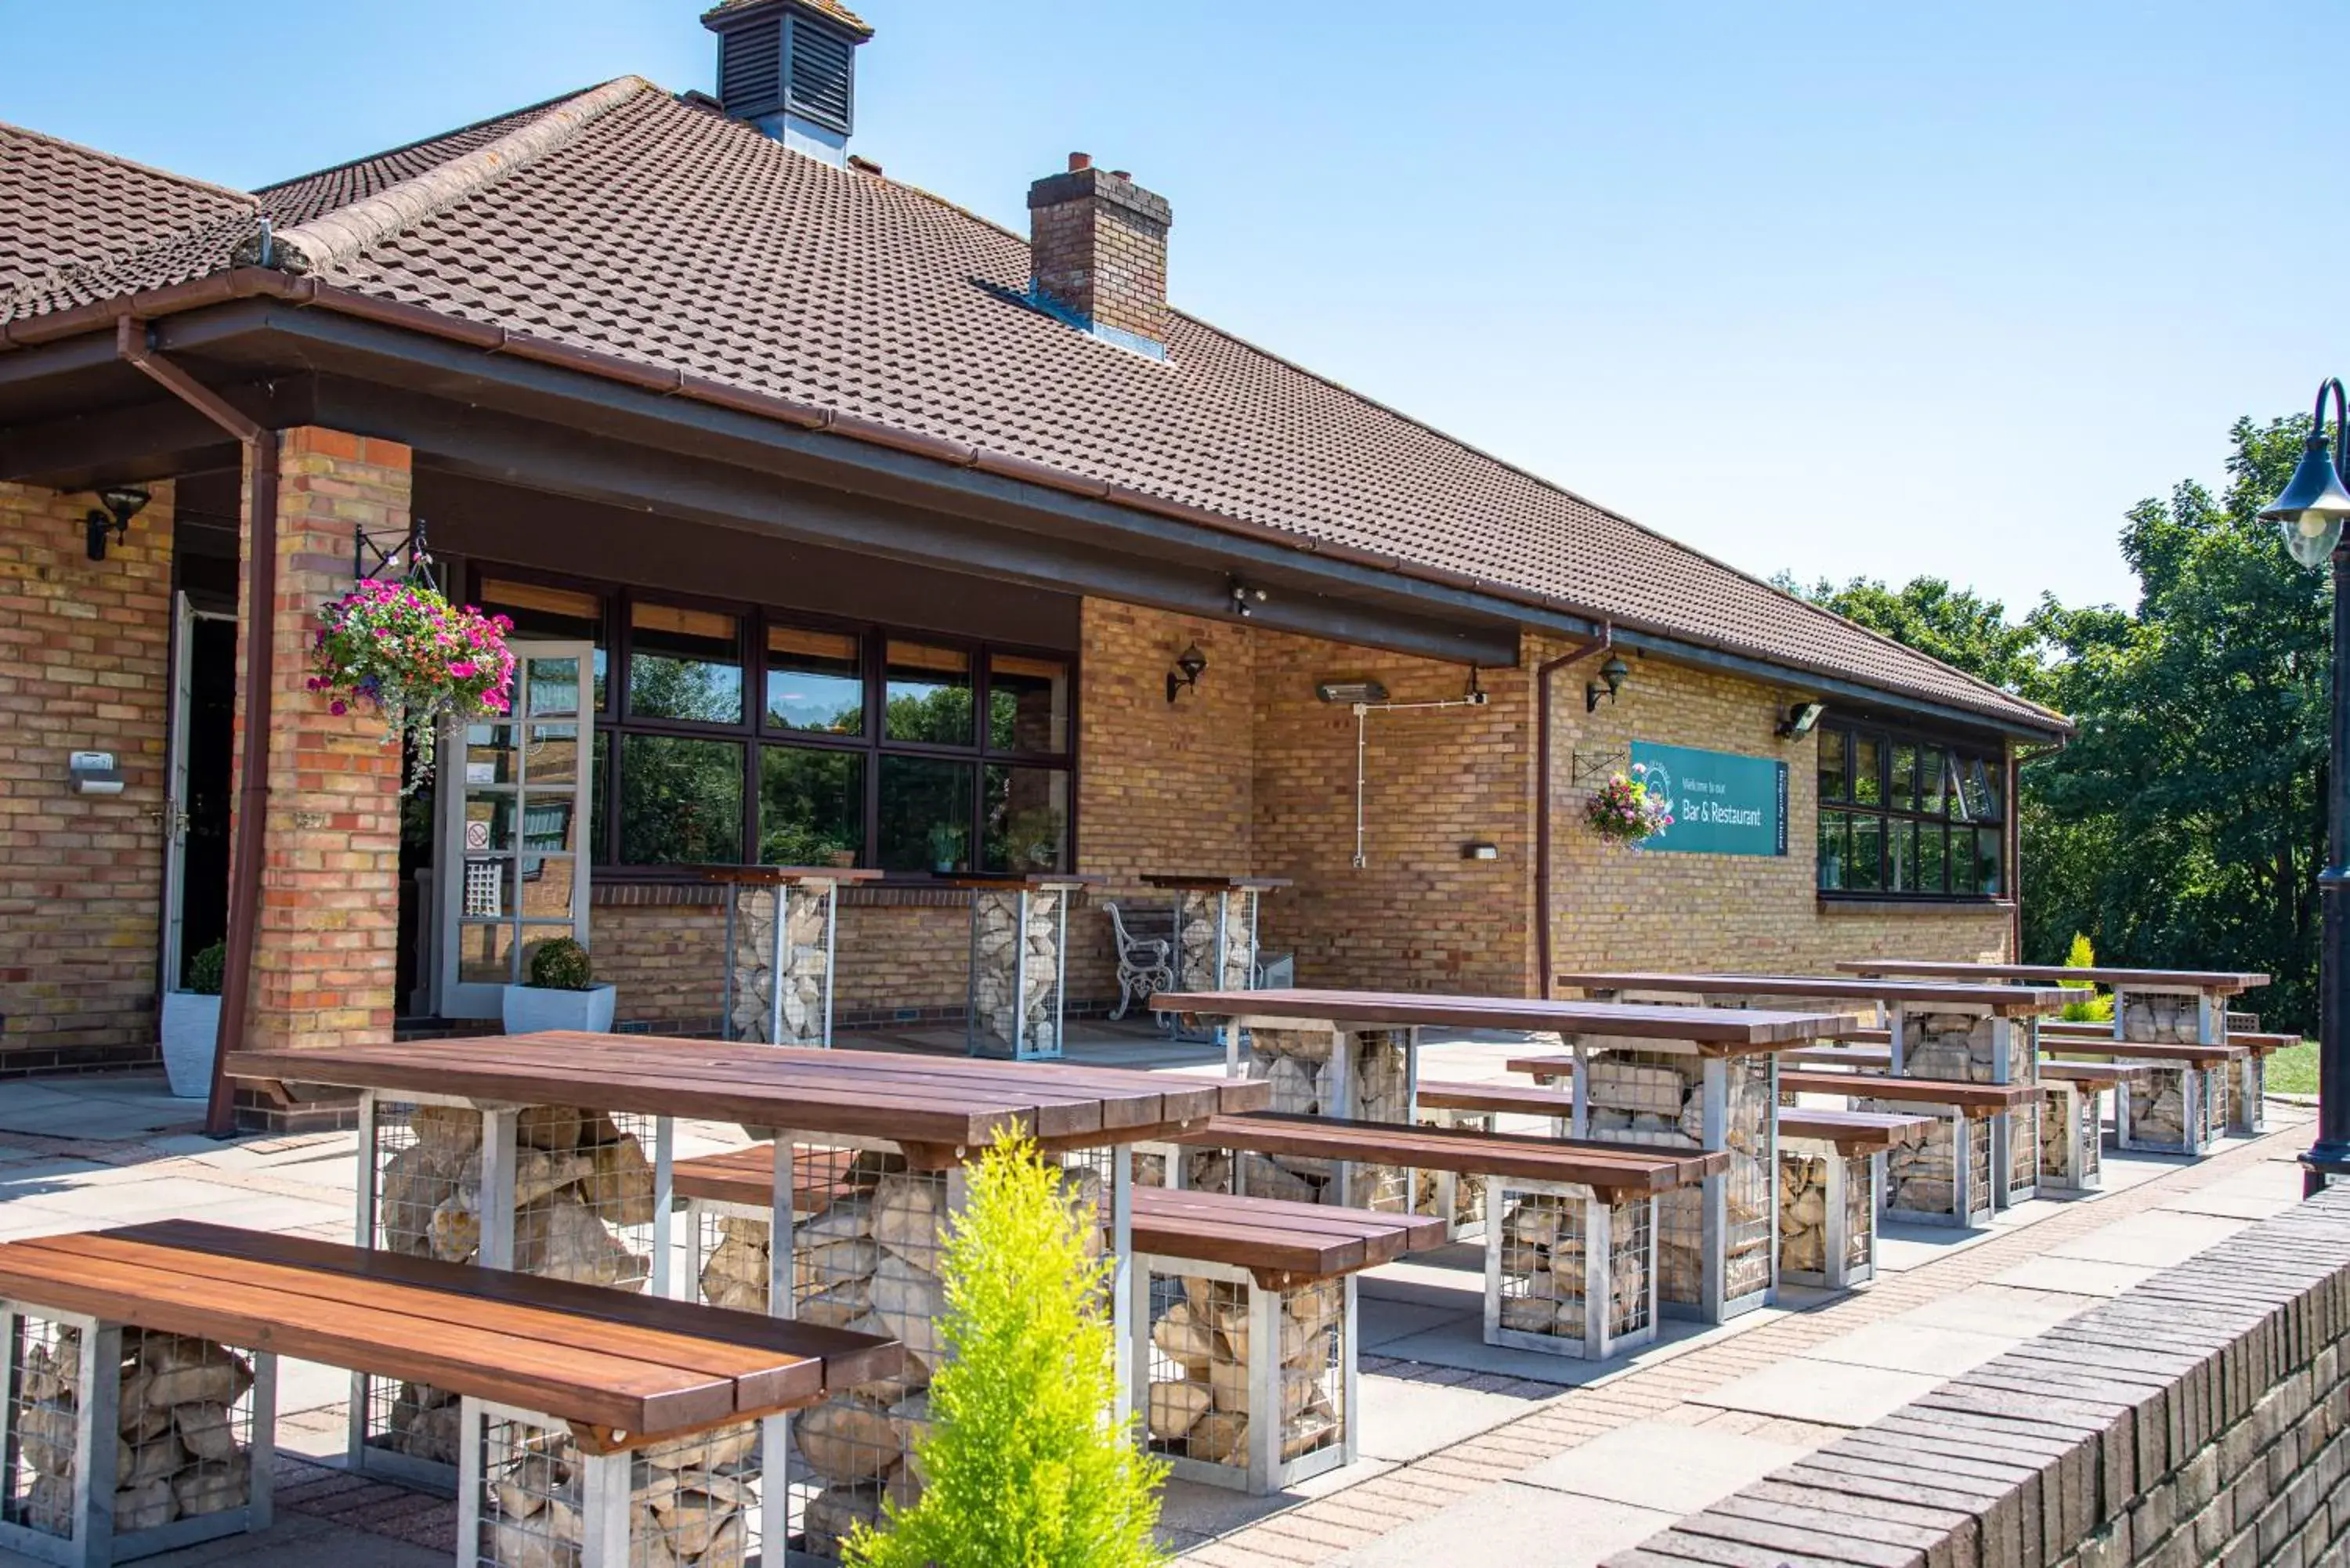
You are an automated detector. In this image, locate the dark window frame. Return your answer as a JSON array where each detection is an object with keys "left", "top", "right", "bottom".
[
  {"left": 1816, "top": 721, "right": 2006, "bottom": 901},
  {"left": 470, "top": 565, "right": 1077, "bottom": 881}
]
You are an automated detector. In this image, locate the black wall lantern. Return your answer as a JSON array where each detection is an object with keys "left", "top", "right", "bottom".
[
  {"left": 1585, "top": 654, "right": 1629, "bottom": 714},
  {"left": 84, "top": 486, "right": 150, "bottom": 562},
  {"left": 1166, "top": 642, "right": 1208, "bottom": 704}
]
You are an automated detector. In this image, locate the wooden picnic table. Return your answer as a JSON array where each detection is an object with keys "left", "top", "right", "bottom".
[
  {"left": 1835, "top": 960, "right": 2272, "bottom": 1151},
  {"left": 227, "top": 1034, "right": 1263, "bottom": 1526},
  {"left": 1152, "top": 988, "right": 1855, "bottom": 1324},
  {"left": 1556, "top": 970, "right": 2079, "bottom": 1211}
]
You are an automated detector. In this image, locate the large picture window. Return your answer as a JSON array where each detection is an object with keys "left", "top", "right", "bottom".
[
  {"left": 476, "top": 573, "right": 1074, "bottom": 878},
  {"left": 1817, "top": 724, "right": 2005, "bottom": 898}
]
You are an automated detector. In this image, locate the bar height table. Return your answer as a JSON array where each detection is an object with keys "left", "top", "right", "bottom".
[
  {"left": 940, "top": 873, "right": 1104, "bottom": 1060},
  {"left": 1140, "top": 874, "right": 1291, "bottom": 1042},
  {"left": 1837, "top": 961, "right": 2272, "bottom": 1152},
  {"left": 704, "top": 866, "right": 883, "bottom": 1046},
  {"left": 227, "top": 1035, "right": 1265, "bottom": 1565}
]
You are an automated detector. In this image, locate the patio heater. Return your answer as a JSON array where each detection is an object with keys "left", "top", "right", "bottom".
[{"left": 2254, "top": 378, "right": 2350, "bottom": 1194}]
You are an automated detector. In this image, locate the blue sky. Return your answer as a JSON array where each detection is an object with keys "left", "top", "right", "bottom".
[{"left": 8, "top": 1, "right": 2343, "bottom": 615}]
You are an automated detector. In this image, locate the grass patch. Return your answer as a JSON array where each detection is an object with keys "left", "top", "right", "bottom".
[{"left": 2267, "top": 1039, "right": 2319, "bottom": 1096}]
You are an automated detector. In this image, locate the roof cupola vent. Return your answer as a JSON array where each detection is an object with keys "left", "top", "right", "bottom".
[{"left": 702, "top": 0, "right": 872, "bottom": 166}]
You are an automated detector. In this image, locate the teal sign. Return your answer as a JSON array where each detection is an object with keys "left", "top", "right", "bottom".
[{"left": 1629, "top": 741, "right": 1788, "bottom": 857}]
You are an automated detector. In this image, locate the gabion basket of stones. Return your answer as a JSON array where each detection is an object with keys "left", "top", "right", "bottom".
[
  {"left": 360, "top": 1100, "right": 662, "bottom": 1484},
  {"left": 1173, "top": 891, "right": 1258, "bottom": 994},
  {"left": 967, "top": 888, "right": 1068, "bottom": 1060},
  {"left": 1126, "top": 1144, "right": 1233, "bottom": 1196},
  {"left": 1776, "top": 1146, "right": 1878, "bottom": 1290},
  {"left": 1485, "top": 1186, "right": 1654, "bottom": 1358},
  {"left": 0, "top": 1315, "right": 273, "bottom": 1566},
  {"left": 1411, "top": 1113, "right": 1488, "bottom": 1242},
  {"left": 722, "top": 881, "right": 837, "bottom": 1046},
  {"left": 1141, "top": 1265, "right": 1349, "bottom": 1492},
  {"left": 1900, "top": 1010, "right": 2036, "bottom": 1204},
  {"left": 1242, "top": 1028, "right": 1410, "bottom": 1211},
  {"left": 689, "top": 1140, "right": 1108, "bottom": 1563},
  {"left": 468, "top": 1403, "right": 762, "bottom": 1568}
]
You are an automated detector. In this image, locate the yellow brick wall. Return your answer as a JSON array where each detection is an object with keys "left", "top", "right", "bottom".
[
  {"left": 0, "top": 480, "right": 174, "bottom": 1069},
  {"left": 1538, "top": 635, "right": 2012, "bottom": 981}
]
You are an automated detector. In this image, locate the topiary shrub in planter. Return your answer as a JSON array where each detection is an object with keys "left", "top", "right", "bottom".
[
  {"left": 161, "top": 941, "right": 228, "bottom": 1099},
  {"left": 501, "top": 936, "right": 616, "bottom": 1035},
  {"left": 845, "top": 1130, "right": 1169, "bottom": 1568}
]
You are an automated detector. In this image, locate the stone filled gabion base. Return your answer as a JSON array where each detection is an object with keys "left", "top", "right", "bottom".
[
  {"left": 1246, "top": 1028, "right": 1409, "bottom": 1210},
  {"left": 1900, "top": 1012, "right": 1999, "bottom": 1082},
  {"left": 1777, "top": 1154, "right": 1833, "bottom": 1280},
  {"left": 2120, "top": 992, "right": 2204, "bottom": 1043},
  {"left": 1867, "top": 1107, "right": 1992, "bottom": 1225},
  {"left": 373, "top": 1104, "right": 657, "bottom": 1466},
  {"left": 1491, "top": 1192, "right": 1647, "bottom": 1340},
  {"left": 1144, "top": 1272, "right": 1343, "bottom": 1481},
  {"left": 969, "top": 891, "right": 1063, "bottom": 1057},
  {"left": 728, "top": 887, "right": 830, "bottom": 1044},
  {"left": 479, "top": 1413, "right": 758, "bottom": 1568},
  {"left": 9, "top": 1326, "right": 258, "bottom": 1540},
  {"left": 2124, "top": 1067, "right": 2213, "bottom": 1152},
  {"left": 1174, "top": 891, "right": 1256, "bottom": 994}
]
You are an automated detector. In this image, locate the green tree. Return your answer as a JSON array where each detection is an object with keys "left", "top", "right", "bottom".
[
  {"left": 845, "top": 1133, "right": 1169, "bottom": 1568},
  {"left": 1775, "top": 572, "right": 2051, "bottom": 698}
]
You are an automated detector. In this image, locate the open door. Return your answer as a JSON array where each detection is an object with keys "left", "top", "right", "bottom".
[
  {"left": 436, "top": 641, "right": 595, "bottom": 1017},
  {"left": 161, "top": 591, "right": 235, "bottom": 990}
]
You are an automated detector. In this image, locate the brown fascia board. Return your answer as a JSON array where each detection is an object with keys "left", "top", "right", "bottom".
[{"left": 0, "top": 268, "right": 2070, "bottom": 737}]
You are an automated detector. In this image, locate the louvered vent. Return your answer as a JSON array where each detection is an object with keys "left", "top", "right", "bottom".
[
  {"left": 718, "top": 21, "right": 784, "bottom": 120},
  {"left": 785, "top": 17, "right": 856, "bottom": 132}
]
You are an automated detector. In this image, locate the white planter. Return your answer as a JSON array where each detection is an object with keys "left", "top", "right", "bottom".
[
  {"left": 501, "top": 983, "right": 617, "bottom": 1035},
  {"left": 161, "top": 991, "right": 223, "bottom": 1099}
]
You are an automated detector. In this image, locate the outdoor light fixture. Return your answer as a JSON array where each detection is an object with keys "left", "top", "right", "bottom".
[
  {"left": 84, "top": 486, "right": 150, "bottom": 562},
  {"left": 1585, "top": 655, "right": 1630, "bottom": 714},
  {"left": 1166, "top": 642, "right": 1209, "bottom": 704},
  {"left": 1229, "top": 579, "right": 1267, "bottom": 617},
  {"left": 1778, "top": 701, "right": 1826, "bottom": 739},
  {"left": 2258, "top": 377, "right": 2350, "bottom": 1193},
  {"left": 1315, "top": 679, "right": 1389, "bottom": 705}
]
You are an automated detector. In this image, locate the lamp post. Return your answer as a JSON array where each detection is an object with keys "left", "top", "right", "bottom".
[{"left": 2256, "top": 378, "right": 2350, "bottom": 1193}]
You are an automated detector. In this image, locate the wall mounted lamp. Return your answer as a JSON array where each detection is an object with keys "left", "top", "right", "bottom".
[
  {"left": 1585, "top": 654, "right": 1630, "bottom": 713},
  {"left": 1166, "top": 642, "right": 1209, "bottom": 704},
  {"left": 84, "top": 486, "right": 150, "bottom": 562},
  {"left": 1777, "top": 701, "right": 1826, "bottom": 739}
]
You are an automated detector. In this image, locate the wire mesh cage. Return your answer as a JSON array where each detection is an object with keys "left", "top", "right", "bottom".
[
  {"left": 724, "top": 883, "right": 837, "bottom": 1046},
  {"left": 2080, "top": 1089, "right": 2104, "bottom": 1183},
  {"left": 1412, "top": 1113, "right": 1488, "bottom": 1242},
  {"left": 2125, "top": 1068, "right": 2201, "bottom": 1152},
  {"left": 1899, "top": 1011, "right": 1996, "bottom": 1082},
  {"left": 1577, "top": 1050, "right": 1705, "bottom": 1307},
  {"left": 362, "top": 1100, "right": 661, "bottom": 1472},
  {"left": 470, "top": 1406, "right": 761, "bottom": 1568},
  {"left": 1493, "top": 1190, "right": 1582, "bottom": 1339},
  {"left": 967, "top": 889, "right": 1067, "bottom": 1060},
  {"left": 2203, "top": 1066, "right": 2227, "bottom": 1144},
  {"left": 1141, "top": 1266, "right": 1345, "bottom": 1490},
  {"left": 2007, "top": 1102, "right": 2038, "bottom": 1195},
  {"left": 1172, "top": 891, "right": 1260, "bottom": 994},
  {"left": 2118, "top": 990, "right": 2204, "bottom": 1045},
  {"left": 1180, "top": 1149, "right": 1235, "bottom": 1195},
  {"left": 1841, "top": 1154, "right": 1874, "bottom": 1276},
  {"left": 1486, "top": 1186, "right": 1652, "bottom": 1356},
  {"left": 1870, "top": 1104, "right": 1983, "bottom": 1227},
  {"left": 1965, "top": 1115, "right": 1994, "bottom": 1223},
  {"left": 1719, "top": 1054, "right": 1774, "bottom": 1306},
  {"left": 2, "top": 1316, "right": 271, "bottom": 1557},
  {"left": 2229, "top": 1054, "right": 2265, "bottom": 1134},
  {"left": 1777, "top": 1152, "right": 1830, "bottom": 1281}
]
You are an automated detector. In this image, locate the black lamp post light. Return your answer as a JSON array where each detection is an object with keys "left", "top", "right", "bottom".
[{"left": 2255, "top": 378, "right": 2350, "bottom": 1191}]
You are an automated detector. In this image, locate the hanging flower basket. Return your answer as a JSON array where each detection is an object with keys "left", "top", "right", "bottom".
[
  {"left": 308, "top": 579, "right": 515, "bottom": 793},
  {"left": 1584, "top": 764, "right": 1672, "bottom": 847}
]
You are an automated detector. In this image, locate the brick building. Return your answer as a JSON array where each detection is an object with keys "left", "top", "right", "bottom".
[{"left": 0, "top": 2, "right": 2066, "bottom": 1111}]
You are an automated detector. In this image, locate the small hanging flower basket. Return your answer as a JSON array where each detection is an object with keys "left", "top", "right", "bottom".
[
  {"left": 308, "top": 579, "right": 515, "bottom": 793},
  {"left": 1584, "top": 763, "right": 1672, "bottom": 847}
]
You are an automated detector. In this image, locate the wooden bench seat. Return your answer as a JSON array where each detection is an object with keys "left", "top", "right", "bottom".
[
  {"left": 2037, "top": 1060, "right": 2153, "bottom": 1087},
  {"left": 1166, "top": 1112, "right": 1725, "bottom": 1196},
  {"left": 1775, "top": 1071, "right": 2041, "bottom": 1114},
  {"left": 1415, "top": 1081, "right": 1577, "bottom": 1118},
  {"left": 0, "top": 1220, "right": 898, "bottom": 1567},
  {"left": 1777, "top": 1108, "right": 1934, "bottom": 1154},
  {"left": 1777, "top": 1072, "right": 2042, "bottom": 1229},
  {"left": 2033, "top": 1037, "right": 2246, "bottom": 1067},
  {"left": 1780, "top": 1046, "right": 1895, "bottom": 1071}
]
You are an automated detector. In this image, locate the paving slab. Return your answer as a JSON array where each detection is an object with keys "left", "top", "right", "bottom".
[
  {"left": 1354, "top": 1374, "right": 1544, "bottom": 1462},
  {"left": 2160, "top": 1188, "right": 2298, "bottom": 1220},
  {"left": 1357, "top": 1295, "right": 1469, "bottom": 1349},
  {"left": 1987, "top": 1255, "right": 2161, "bottom": 1297},
  {"left": 2046, "top": 1209, "right": 2247, "bottom": 1268},
  {"left": 1327, "top": 1479, "right": 1678, "bottom": 1567},
  {"left": 0, "top": 1511, "right": 443, "bottom": 1566},
  {"left": 1799, "top": 1318, "right": 2024, "bottom": 1378},
  {"left": 1894, "top": 1282, "right": 2102, "bottom": 1335},
  {"left": 1160, "top": 1456, "right": 1396, "bottom": 1545},
  {"left": 1517, "top": 1419, "right": 1808, "bottom": 1514},
  {"left": 1690, "top": 1358, "right": 1943, "bottom": 1427}
]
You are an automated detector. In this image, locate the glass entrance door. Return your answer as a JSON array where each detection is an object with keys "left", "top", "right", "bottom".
[{"left": 437, "top": 641, "right": 595, "bottom": 1017}]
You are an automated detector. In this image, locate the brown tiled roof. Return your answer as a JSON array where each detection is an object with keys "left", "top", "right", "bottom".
[
  {"left": 0, "top": 87, "right": 2063, "bottom": 732},
  {"left": 0, "top": 121, "right": 253, "bottom": 302}
]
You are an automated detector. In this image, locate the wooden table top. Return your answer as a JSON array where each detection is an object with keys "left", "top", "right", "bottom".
[
  {"left": 1832, "top": 960, "right": 2270, "bottom": 994},
  {"left": 1777, "top": 1108, "right": 1936, "bottom": 1152},
  {"left": 1148, "top": 988, "right": 1857, "bottom": 1051},
  {"left": 229, "top": 1035, "right": 1267, "bottom": 1154},
  {"left": 1556, "top": 971, "right": 2076, "bottom": 1013},
  {"left": 1139, "top": 874, "right": 1294, "bottom": 891},
  {"left": 699, "top": 865, "right": 885, "bottom": 885}
]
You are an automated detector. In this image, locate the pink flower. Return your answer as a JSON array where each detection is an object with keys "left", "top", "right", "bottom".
[{"left": 330, "top": 699, "right": 348, "bottom": 716}]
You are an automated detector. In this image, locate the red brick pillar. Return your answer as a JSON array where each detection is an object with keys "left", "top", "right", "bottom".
[{"left": 232, "top": 428, "right": 409, "bottom": 1074}]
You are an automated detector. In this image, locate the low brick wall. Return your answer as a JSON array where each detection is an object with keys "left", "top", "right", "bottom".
[{"left": 1610, "top": 1184, "right": 2350, "bottom": 1568}]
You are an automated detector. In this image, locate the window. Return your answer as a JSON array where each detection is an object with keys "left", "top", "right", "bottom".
[
  {"left": 1817, "top": 723, "right": 2005, "bottom": 899},
  {"left": 473, "top": 573, "right": 1075, "bottom": 877}
]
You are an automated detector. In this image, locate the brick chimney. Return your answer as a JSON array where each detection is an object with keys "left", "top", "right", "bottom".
[{"left": 1025, "top": 153, "right": 1173, "bottom": 358}]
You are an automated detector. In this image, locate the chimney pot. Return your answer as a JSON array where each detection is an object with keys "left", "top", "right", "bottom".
[
  {"left": 1027, "top": 156, "right": 1173, "bottom": 357},
  {"left": 1109, "top": 169, "right": 1132, "bottom": 181}
]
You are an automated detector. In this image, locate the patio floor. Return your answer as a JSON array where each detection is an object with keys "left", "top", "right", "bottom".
[{"left": 0, "top": 1037, "right": 2316, "bottom": 1566}]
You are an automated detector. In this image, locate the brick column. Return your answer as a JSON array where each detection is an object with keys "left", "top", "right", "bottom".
[{"left": 232, "top": 429, "right": 408, "bottom": 1070}]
